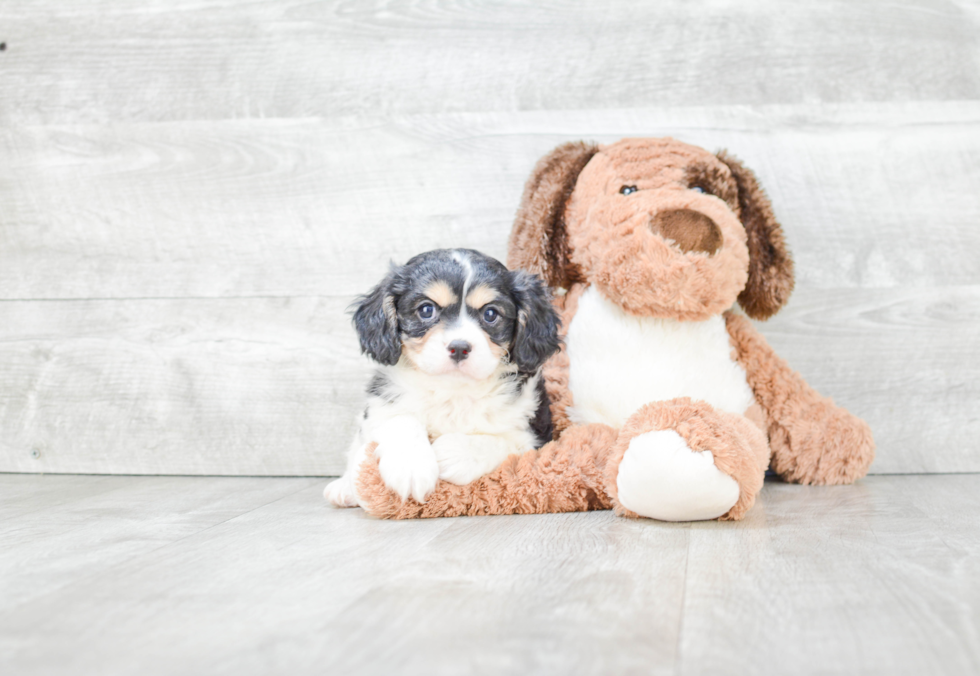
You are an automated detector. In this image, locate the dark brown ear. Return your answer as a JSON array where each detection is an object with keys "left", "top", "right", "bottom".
[
  {"left": 716, "top": 150, "right": 795, "bottom": 320},
  {"left": 508, "top": 141, "right": 598, "bottom": 289}
]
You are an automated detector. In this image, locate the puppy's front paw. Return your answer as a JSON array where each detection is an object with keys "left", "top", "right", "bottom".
[
  {"left": 377, "top": 439, "right": 439, "bottom": 503},
  {"left": 432, "top": 433, "right": 491, "bottom": 485},
  {"left": 324, "top": 476, "right": 358, "bottom": 508}
]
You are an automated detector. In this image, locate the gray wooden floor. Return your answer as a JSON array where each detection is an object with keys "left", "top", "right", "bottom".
[{"left": 2, "top": 473, "right": 978, "bottom": 676}]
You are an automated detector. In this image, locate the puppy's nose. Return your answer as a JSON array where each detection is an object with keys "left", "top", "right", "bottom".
[
  {"left": 448, "top": 340, "right": 471, "bottom": 363},
  {"left": 650, "top": 209, "right": 722, "bottom": 255}
]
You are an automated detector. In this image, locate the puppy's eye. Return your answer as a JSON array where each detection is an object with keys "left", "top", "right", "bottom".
[
  {"left": 417, "top": 303, "right": 436, "bottom": 319},
  {"left": 690, "top": 185, "right": 712, "bottom": 195},
  {"left": 619, "top": 185, "right": 638, "bottom": 195},
  {"left": 483, "top": 308, "right": 499, "bottom": 324}
]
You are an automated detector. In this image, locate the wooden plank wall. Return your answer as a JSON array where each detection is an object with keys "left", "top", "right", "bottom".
[{"left": 1, "top": 1, "right": 978, "bottom": 476}]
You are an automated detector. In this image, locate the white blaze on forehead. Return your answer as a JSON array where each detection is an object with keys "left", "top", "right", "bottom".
[{"left": 452, "top": 250, "right": 475, "bottom": 297}]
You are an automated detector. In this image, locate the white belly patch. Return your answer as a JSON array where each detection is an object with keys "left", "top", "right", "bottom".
[{"left": 565, "top": 286, "right": 755, "bottom": 428}]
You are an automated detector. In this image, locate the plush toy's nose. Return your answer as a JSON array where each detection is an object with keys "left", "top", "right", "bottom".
[
  {"left": 649, "top": 209, "right": 722, "bottom": 255},
  {"left": 448, "top": 340, "right": 471, "bottom": 363}
]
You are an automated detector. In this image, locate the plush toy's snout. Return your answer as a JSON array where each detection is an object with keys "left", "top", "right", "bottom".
[
  {"left": 509, "top": 138, "right": 795, "bottom": 321},
  {"left": 649, "top": 208, "right": 722, "bottom": 255},
  {"left": 563, "top": 158, "right": 752, "bottom": 321}
]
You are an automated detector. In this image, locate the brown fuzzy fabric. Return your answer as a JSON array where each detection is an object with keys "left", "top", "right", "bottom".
[
  {"left": 725, "top": 312, "right": 875, "bottom": 484},
  {"left": 605, "top": 398, "right": 770, "bottom": 521},
  {"left": 684, "top": 160, "right": 741, "bottom": 214},
  {"left": 600, "top": 421, "right": 640, "bottom": 520},
  {"left": 356, "top": 425, "right": 619, "bottom": 519},
  {"left": 716, "top": 151, "right": 795, "bottom": 320},
  {"left": 508, "top": 141, "right": 598, "bottom": 289},
  {"left": 563, "top": 139, "right": 750, "bottom": 321},
  {"left": 541, "top": 283, "right": 586, "bottom": 437}
]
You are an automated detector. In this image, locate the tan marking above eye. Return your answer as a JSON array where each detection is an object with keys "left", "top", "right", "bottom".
[
  {"left": 423, "top": 281, "right": 457, "bottom": 308},
  {"left": 465, "top": 284, "right": 498, "bottom": 309}
]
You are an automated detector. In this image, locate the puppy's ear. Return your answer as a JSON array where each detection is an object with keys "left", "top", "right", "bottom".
[
  {"left": 508, "top": 141, "right": 598, "bottom": 290},
  {"left": 509, "top": 270, "right": 561, "bottom": 374},
  {"left": 351, "top": 268, "right": 404, "bottom": 366},
  {"left": 716, "top": 150, "right": 795, "bottom": 320}
]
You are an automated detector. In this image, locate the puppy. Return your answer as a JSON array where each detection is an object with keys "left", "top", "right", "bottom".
[{"left": 325, "top": 248, "right": 561, "bottom": 507}]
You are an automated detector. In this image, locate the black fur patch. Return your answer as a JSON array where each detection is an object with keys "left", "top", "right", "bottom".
[
  {"left": 366, "top": 372, "right": 396, "bottom": 402},
  {"left": 528, "top": 376, "right": 554, "bottom": 448},
  {"left": 351, "top": 274, "right": 403, "bottom": 365},
  {"left": 508, "top": 269, "right": 562, "bottom": 375}
]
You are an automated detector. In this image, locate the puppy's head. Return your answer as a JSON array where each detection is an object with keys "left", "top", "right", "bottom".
[
  {"left": 353, "top": 249, "right": 560, "bottom": 379},
  {"left": 509, "top": 138, "right": 794, "bottom": 321}
]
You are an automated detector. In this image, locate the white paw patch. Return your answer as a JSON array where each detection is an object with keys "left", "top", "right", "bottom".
[
  {"left": 617, "top": 430, "right": 739, "bottom": 521},
  {"left": 377, "top": 440, "right": 440, "bottom": 503},
  {"left": 324, "top": 477, "right": 358, "bottom": 508},
  {"left": 432, "top": 433, "right": 512, "bottom": 485}
]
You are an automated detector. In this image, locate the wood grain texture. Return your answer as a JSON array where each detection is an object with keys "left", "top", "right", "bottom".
[
  {"left": 1, "top": 103, "right": 979, "bottom": 474},
  {"left": 0, "top": 474, "right": 319, "bottom": 609},
  {"left": 1, "top": 473, "right": 977, "bottom": 675},
  {"left": 1, "top": 0, "right": 978, "bottom": 477},
  {"left": 2, "top": 103, "right": 980, "bottom": 300},
  {"left": 0, "top": 296, "right": 370, "bottom": 475},
  {"left": 1, "top": 1, "right": 979, "bottom": 126},
  {"left": 1, "top": 285, "right": 977, "bottom": 475},
  {"left": 762, "top": 285, "right": 980, "bottom": 474},
  {"left": 677, "top": 476, "right": 980, "bottom": 676}
]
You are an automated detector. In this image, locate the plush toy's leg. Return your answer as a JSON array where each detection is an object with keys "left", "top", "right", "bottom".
[
  {"left": 354, "top": 424, "right": 618, "bottom": 519},
  {"left": 725, "top": 312, "right": 875, "bottom": 485},
  {"left": 602, "top": 398, "right": 770, "bottom": 521}
]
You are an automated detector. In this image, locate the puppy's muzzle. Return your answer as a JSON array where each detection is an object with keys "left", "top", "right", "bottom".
[
  {"left": 448, "top": 340, "right": 471, "bottom": 363},
  {"left": 649, "top": 209, "right": 722, "bottom": 255}
]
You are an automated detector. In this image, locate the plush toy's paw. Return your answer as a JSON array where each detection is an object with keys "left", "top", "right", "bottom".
[
  {"left": 324, "top": 476, "right": 358, "bottom": 508},
  {"left": 377, "top": 439, "right": 440, "bottom": 503},
  {"left": 770, "top": 406, "right": 876, "bottom": 486},
  {"left": 606, "top": 398, "right": 770, "bottom": 521},
  {"left": 617, "top": 429, "right": 740, "bottom": 521}
]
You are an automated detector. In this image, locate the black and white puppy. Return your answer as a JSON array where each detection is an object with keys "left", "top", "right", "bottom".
[{"left": 325, "top": 248, "right": 561, "bottom": 507}]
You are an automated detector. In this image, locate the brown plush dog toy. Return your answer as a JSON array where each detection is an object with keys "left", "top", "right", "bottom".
[{"left": 356, "top": 138, "right": 875, "bottom": 521}]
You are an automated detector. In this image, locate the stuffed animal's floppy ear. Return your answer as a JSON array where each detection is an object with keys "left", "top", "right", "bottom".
[
  {"left": 716, "top": 150, "right": 795, "bottom": 320},
  {"left": 508, "top": 141, "right": 599, "bottom": 289},
  {"left": 509, "top": 270, "right": 561, "bottom": 374},
  {"left": 351, "top": 268, "right": 404, "bottom": 366}
]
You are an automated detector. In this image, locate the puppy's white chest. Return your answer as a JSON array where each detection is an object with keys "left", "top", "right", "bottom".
[
  {"left": 565, "top": 286, "right": 755, "bottom": 428},
  {"left": 365, "top": 365, "right": 541, "bottom": 452}
]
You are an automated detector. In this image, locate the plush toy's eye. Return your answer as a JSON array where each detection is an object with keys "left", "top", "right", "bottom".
[
  {"left": 483, "top": 307, "right": 499, "bottom": 324},
  {"left": 691, "top": 186, "right": 705, "bottom": 194},
  {"left": 619, "top": 185, "right": 638, "bottom": 195},
  {"left": 418, "top": 303, "right": 436, "bottom": 319}
]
